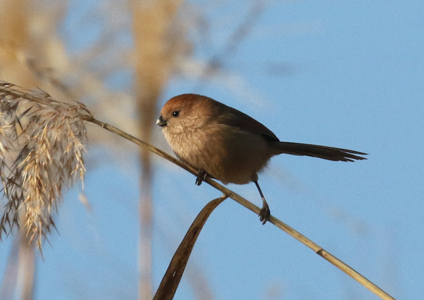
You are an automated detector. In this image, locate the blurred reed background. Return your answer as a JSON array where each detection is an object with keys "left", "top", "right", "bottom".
[{"left": 0, "top": 1, "right": 267, "bottom": 299}]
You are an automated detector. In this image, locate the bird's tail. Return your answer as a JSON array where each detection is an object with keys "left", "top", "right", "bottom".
[{"left": 271, "top": 142, "right": 367, "bottom": 162}]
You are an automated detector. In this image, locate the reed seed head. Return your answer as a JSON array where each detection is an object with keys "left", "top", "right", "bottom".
[{"left": 0, "top": 82, "right": 88, "bottom": 249}]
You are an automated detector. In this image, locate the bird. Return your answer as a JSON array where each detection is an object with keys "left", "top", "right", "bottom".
[{"left": 156, "top": 94, "right": 366, "bottom": 224}]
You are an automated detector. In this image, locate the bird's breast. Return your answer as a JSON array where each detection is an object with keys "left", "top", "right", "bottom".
[{"left": 163, "top": 125, "right": 271, "bottom": 184}]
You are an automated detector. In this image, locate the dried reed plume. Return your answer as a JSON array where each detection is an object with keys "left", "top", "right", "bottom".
[{"left": 0, "top": 82, "right": 89, "bottom": 249}]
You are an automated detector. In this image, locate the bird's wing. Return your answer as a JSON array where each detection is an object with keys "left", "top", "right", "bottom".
[{"left": 216, "top": 105, "right": 279, "bottom": 142}]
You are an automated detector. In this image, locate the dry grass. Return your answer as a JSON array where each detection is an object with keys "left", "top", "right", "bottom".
[
  {"left": 0, "top": 82, "right": 88, "bottom": 250},
  {"left": 0, "top": 82, "right": 394, "bottom": 300},
  {"left": 131, "top": 1, "right": 186, "bottom": 298}
]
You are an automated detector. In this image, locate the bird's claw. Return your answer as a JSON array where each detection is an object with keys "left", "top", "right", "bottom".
[
  {"left": 259, "top": 203, "right": 271, "bottom": 225},
  {"left": 195, "top": 169, "right": 208, "bottom": 186}
]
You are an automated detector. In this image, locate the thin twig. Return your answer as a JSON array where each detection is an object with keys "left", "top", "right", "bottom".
[
  {"left": 196, "top": 0, "right": 266, "bottom": 86},
  {"left": 82, "top": 115, "right": 395, "bottom": 300}
]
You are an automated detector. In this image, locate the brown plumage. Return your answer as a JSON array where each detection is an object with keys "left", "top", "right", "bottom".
[{"left": 157, "top": 94, "right": 366, "bottom": 224}]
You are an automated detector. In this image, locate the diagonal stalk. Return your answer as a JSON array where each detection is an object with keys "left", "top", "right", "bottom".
[{"left": 82, "top": 114, "right": 395, "bottom": 300}]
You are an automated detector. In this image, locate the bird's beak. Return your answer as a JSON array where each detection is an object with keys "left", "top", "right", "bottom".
[{"left": 156, "top": 115, "right": 167, "bottom": 127}]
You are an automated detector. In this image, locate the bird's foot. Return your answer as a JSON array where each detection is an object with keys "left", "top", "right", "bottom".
[
  {"left": 259, "top": 203, "right": 271, "bottom": 225},
  {"left": 195, "top": 169, "right": 208, "bottom": 186}
]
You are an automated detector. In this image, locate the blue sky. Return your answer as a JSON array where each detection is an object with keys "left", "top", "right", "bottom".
[{"left": 1, "top": 1, "right": 424, "bottom": 299}]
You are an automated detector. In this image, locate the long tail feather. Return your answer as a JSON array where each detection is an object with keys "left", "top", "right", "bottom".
[{"left": 272, "top": 142, "right": 367, "bottom": 162}]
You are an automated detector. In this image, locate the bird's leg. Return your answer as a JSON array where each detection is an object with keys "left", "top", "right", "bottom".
[
  {"left": 254, "top": 181, "right": 271, "bottom": 225},
  {"left": 195, "top": 169, "right": 208, "bottom": 186}
]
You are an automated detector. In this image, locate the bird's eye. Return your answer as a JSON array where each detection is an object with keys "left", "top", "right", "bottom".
[{"left": 172, "top": 111, "right": 180, "bottom": 117}]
